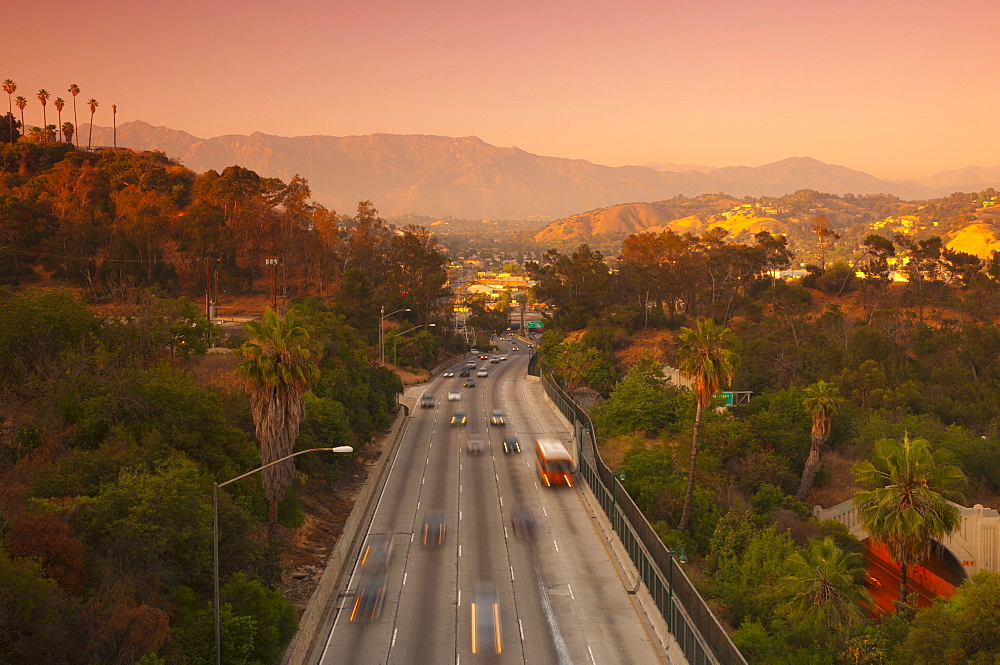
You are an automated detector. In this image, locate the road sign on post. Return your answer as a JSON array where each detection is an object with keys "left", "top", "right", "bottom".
[{"left": 525, "top": 321, "right": 543, "bottom": 330}]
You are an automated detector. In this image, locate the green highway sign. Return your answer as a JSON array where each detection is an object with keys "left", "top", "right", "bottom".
[{"left": 525, "top": 321, "right": 544, "bottom": 329}]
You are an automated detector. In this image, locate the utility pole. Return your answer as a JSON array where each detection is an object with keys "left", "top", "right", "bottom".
[
  {"left": 266, "top": 257, "right": 279, "bottom": 313},
  {"left": 204, "top": 258, "right": 212, "bottom": 320}
]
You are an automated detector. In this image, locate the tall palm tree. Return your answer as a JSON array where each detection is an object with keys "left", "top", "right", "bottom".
[
  {"left": 780, "top": 536, "right": 872, "bottom": 634},
  {"left": 36, "top": 90, "right": 50, "bottom": 143},
  {"left": 61, "top": 122, "right": 74, "bottom": 145},
  {"left": 796, "top": 380, "right": 843, "bottom": 501},
  {"left": 2, "top": 79, "right": 15, "bottom": 143},
  {"left": 86, "top": 98, "right": 98, "bottom": 150},
  {"left": 53, "top": 97, "right": 65, "bottom": 142},
  {"left": 68, "top": 84, "right": 80, "bottom": 147},
  {"left": 14, "top": 96, "right": 27, "bottom": 140},
  {"left": 112, "top": 104, "right": 117, "bottom": 148},
  {"left": 676, "top": 317, "right": 738, "bottom": 530},
  {"left": 235, "top": 309, "right": 320, "bottom": 534},
  {"left": 853, "top": 435, "right": 966, "bottom": 603}
]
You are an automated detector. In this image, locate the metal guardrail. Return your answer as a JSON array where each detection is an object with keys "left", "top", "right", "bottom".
[{"left": 532, "top": 353, "right": 747, "bottom": 665}]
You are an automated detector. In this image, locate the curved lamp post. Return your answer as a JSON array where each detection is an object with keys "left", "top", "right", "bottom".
[
  {"left": 392, "top": 323, "right": 436, "bottom": 367},
  {"left": 379, "top": 306, "right": 411, "bottom": 367},
  {"left": 666, "top": 544, "right": 688, "bottom": 634},
  {"left": 214, "top": 445, "right": 353, "bottom": 665}
]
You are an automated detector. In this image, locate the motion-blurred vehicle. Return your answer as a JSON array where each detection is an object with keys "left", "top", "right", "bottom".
[
  {"left": 476, "top": 369, "right": 488, "bottom": 378},
  {"left": 471, "top": 581, "right": 502, "bottom": 655},
  {"left": 420, "top": 394, "right": 434, "bottom": 408},
  {"left": 512, "top": 346, "right": 519, "bottom": 351},
  {"left": 864, "top": 572, "right": 882, "bottom": 588},
  {"left": 349, "top": 533, "right": 392, "bottom": 622},
  {"left": 442, "top": 370, "right": 455, "bottom": 378},
  {"left": 467, "top": 435, "right": 485, "bottom": 454},
  {"left": 421, "top": 510, "right": 445, "bottom": 546},
  {"left": 490, "top": 410, "right": 505, "bottom": 426},
  {"left": 535, "top": 437, "right": 575, "bottom": 487},
  {"left": 490, "top": 356, "right": 500, "bottom": 363},
  {"left": 511, "top": 507, "right": 537, "bottom": 540},
  {"left": 464, "top": 378, "right": 476, "bottom": 387},
  {"left": 451, "top": 411, "right": 467, "bottom": 426},
  {"left": 479, "top": 354, "right": 489, "bottom": 359},
  {"left": 448, "top": 390, "right": 462, "bottom": 401},
  {"left": 459, "top": 368, "right": 471, "bottom": 377},
  {"left": 500, "top": 355, "right": 508, "bottom": 361},
  {"left": 502, "top": 435, "right": 521, "bottom": 454}
]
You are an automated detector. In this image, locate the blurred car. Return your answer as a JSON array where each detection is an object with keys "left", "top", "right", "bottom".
[
  {"left": 476, "top": 369, "right": 488, "bottom": 378},
  {"left": 470, "top": 581, "right": 502, "bottom": 655},
  {"left": 448, "top": 390, "right": 462, "bottom": 401},
  {"left": 350, "top": 533, "right": 392, "bottom": 622},
  {"left": 479, "top": 354, "right": 489, "bottom": 359},
  {"left": 459, "top": 368, "right": 471, "bottom": 377},
  {"left": 442, "top": 370, "right": 455, "bottom": 378},
  {"left": 512, "top": 346, "right": 519, "bottom": 351},
  {"left": 467, "top": 435, "right": 485, "bottom": 454},
  {"left": 502, "top": 435, "right": 520, "bottom": 454},
  {"left": 464, "top": 378, "right": 476, "bottom": 387},
  {"left": 511, "top": 508, "right": 537, "bottom": 540},
  {"left": 490, "top": 410, "right": 505, "bottom": 426},
  {"left": 420, "top": 394, "right": 434, "bottom": 408},
  {"left": 864, "top": 572, "right": 882, "bottom": 588},
  {"left": 450, "top": 411, "right": 467, "bottom": 426},
  {"left": 421, "top": 510, "right": 445, "bottom": 546},
  {"left": 490, "top": 356, "right": 500, "bottom": 363},
  {"left": 500, "top": 355, "right": 508, "bottom": 361}
]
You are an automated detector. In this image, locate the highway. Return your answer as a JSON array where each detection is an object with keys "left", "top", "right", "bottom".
[{"left": 312, "top": 341, "right": 669, "bottom": 664}]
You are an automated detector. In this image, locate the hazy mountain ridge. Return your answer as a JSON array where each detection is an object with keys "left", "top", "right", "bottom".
[{"left": 86, "top": 122, "right": 1000, "bottom": 220}]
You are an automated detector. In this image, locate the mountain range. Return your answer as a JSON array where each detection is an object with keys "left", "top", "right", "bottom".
[{"left": 85, "top": 121, "right": 1000, "bottom": 220}]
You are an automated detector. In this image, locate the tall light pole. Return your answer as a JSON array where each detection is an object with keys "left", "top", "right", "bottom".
[
  {"left": 265, "top": 257, "right": 279, "bottom": 313},
  {"left": 379, "top": 306, "right": 410, "bottom": 367},
  {"left": 666, "top": 544, "right": 688, "bottom": 634},
  {"left": 392, "top": 323, "right": 436, "bottom": 367},
  {"left": 213, "top": 445, "right": 353, "bottom": 665}
]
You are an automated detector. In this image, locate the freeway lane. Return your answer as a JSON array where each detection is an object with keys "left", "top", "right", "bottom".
[{"left": 315, "top": 342, "right": 669, "bottom": 664}]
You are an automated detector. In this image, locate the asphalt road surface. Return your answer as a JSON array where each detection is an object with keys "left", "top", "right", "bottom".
[{"left": 312, "top": 341, "right": 670, "bottom": 664}]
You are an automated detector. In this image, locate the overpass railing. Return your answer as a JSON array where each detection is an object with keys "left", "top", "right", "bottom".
[{"left": 533, "top": 354, "right": 747, "bottom": 665}]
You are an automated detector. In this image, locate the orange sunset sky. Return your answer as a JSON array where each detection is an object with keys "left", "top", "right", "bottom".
[{"left": 6, "top": 0, "right": 1000, "bottom": 180}]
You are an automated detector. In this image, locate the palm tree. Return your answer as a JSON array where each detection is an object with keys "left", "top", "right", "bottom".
[
  {"left": 61, "top": 122, "right": 74, "bottom": 145},
  {"left": 15, "top": 96, "right": 27, "bottom": 141},
  {"left": 235, "top": 309, "right": 320, "bottom": 534},
  {"left": 2, "top": 79, "right": 15, "bottom": 143},
  {"left": 853, "top": 435, "right": 966, "bottom": 604},
  {"left": 780, "top": 536, "right": 872, "bottom": 634},
  {"left": 86, "top": 98, "right": 98, "bottom": 150},
  {"left": 36, "top": 90, "right": 50, "bottom": 143},
  {"left": 68, "top": 84, "right": 80, "bottom": 147},
  {"left": 796, "top": 381, "right": 843, "bottom": 501},
  {"left": 676, "top": 317, "right": 738, "bottom": 530},
  {"left": 53, "top": 97, "right": 65, "bottom": 142},
  {"left": 112, "top": 104, "right": 117, "bottom": 148}
]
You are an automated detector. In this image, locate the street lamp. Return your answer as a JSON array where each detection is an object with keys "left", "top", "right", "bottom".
[
  {"left": 379, "top": 306, "right": 411, "bottom": 367},
  {"left": 392, "top": 323, "right": 436, "bottom": 367},
  {"left": 666, "top": 544, "right": 688, "bottom": 634},
  {"left": 213, "top": 445, "right": 353, "bottom": 665}
]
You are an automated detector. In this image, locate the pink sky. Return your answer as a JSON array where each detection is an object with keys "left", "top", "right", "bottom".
[{"left": 6, "top": 0, "right": 1000, "bottom": 180}]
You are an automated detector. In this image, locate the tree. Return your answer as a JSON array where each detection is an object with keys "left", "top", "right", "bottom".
[
  {"left": 87, "top": 98, "right": 98, "bottom": 150},
  {"left": 68, "top": 83, "right": 80, "bottom": 147},
  {"left": 796, "top": 380, "right": 843, "bottom": 501},
  {"left": 2, "top": 78, "right": 14, "bottom": 143},
  {"left": 53, "top": 97, "right": 65, "bottom": 141},
  {"left": 36, "top": 89, "right": 49, "bottom": 142},
  {"left": 61, "top": 121, "right": 74, "bottom": 145},
  {"left": 852, "top": 435, "right": 966, "bottom": 603},
  {"left": 15, "top": 95, "right": 27, "bottom": 139},
  {"left": 235, "top": 309, "right": 320, "bottom": 533},
  {"left": 595, "top": 352, "right": 680, "bottom": 435},
  {"left": 779, "top": 536, "right": 871, "bottom": 635},
  {"left": 676, "top": 317, "right": 738, "bottom": 531}
]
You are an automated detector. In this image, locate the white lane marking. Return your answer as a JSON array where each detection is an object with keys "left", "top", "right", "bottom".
[
  {"left": 459, "top": 544, "right": 462, "bottom": 557},
  {"left": 458, "top": 589, "right": 461, "bottom": 606},
  {"left": 460, "top": 510, "right": 463, "bottom": 521},
  {"left": 392, "top": 628, "right": 397, "bottom": 647},
  {"left": 511, "top": 566, "right": 515, "bottom": 582},
  {"left": 410, "top": 533, "right": 414, "bottom": 543},
  {"left": 542, "top": 507, "right": 548, "bottom": 517},
  {"left": 422, "top": 477, "right": 425, "bottom": 484},
  {"left": 403, "top": 572, "right": 408, "bottom": 586},
  {"left": 519, "top": 619, "right": 525, "bottom": 641},
  {"left": 553, "top": 539, "right": 559, "bottom": 552},
  {"left": 568, "top": 584, "right": 575, "bottom": 600},
  {"left": 499, "top": 496, "right": 503, "bottom": 506},
  {"left": 588, "top": 645, "right": 597, "bottom": 664},
  {"left": 503, "top": 526, "right": 508, "bottom": 539},
  {"left": 417, "top": 501, "right": 420, "bottom": 511}
]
